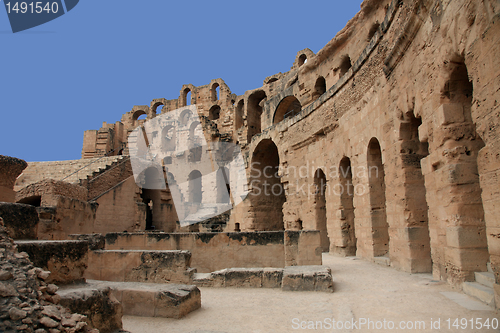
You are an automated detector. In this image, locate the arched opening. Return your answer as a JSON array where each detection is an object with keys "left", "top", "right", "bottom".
[
  {"left": 188, "top": 121, "right": 203, "bottom": 162},
  {"left": 209, "top": 105, "right": 221, "bottom": 121},
  {"left": 182, "top": 88, "right": 192, "bottom": 106},
  {"left": 339, "top": 157, "right": 357, "bottom": 256},
  {"left": 312, "top": 76, "right": 326, "bottom": 100},
  {"left": 273, "top": 96, "right": 302, "bottom": 125},
  {"left": 367, "top": 138, "right": 390, "bottom": 257},
  {"left": 179, "top": 109, "right": 192, "bottom": 126},
  {"left": 298, "top": 54, "right": 307, "bottom": 66},
  {"left": 367, "top": 22, "right": 380, "bottom": 41},
  {"left": 153, "top": 102, "right": 164, "bottom": 114},
  {"left": 216, "top": 167, "right": 230, "bottom": 204},
  {"left": 339, "top": 55, "right": 352, "bottom": 77},
  {"left": 247, "top": 91, "right": 266, "bottom": 141},
  {"left": 249, "top": 139, "right": 285, "bottom": 231},
  {"left": 162, "top": 125, "right": 175, "bottom": 152},
  {"left": 140, "top": 167, "right": 164, "bottom": 230},
  {"left": 132, "top": 110, "right": 147, "bottom": 126},
  {"left": 188, "top": 170, "right": 202, "bottom": 204},
  {"left": 211, "top": 83, "right": 220, "bottom": 101},
  {"left": 235, "top": 100, "right": 244, "bottom": 130},
  {"left": 17, "top": 196, "right": 41, "bottom": 207},
  {"left": 314, "top": 169, "right": 330, "bottom": 252}
]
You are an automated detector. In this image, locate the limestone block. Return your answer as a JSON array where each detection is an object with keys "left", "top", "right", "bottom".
[
  {"left": 282, "top": 266, "right": 333, "bottom": 292},
  {"left": 446, "top": 226, "right": 488, "bottom": 249},
  {"left": 435, "top": 103, "right": 465, "bottom": 126},
  {"left": 262, "top": 268, "right": 283, "bottom": 288},
  {"left": 15, "top": 240, "right": 88, "bottom": 284},
  {"left": 223, "top": 268, "right": 263, "bottom": 288}
]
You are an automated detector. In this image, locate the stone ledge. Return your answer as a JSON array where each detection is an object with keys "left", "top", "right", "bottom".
[
  {"left": 58, "top": 280, "right": 201, "bottom": 319},
  {"left": 15, "top": 239, "right": 89, "bottom": 284},
  {"left": 192, "top": 266, "right": 333, "bottom": 292}
]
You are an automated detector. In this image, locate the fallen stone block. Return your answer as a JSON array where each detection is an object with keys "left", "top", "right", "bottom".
[{"left": 282, "top": 266, "right": 333, "bottom": 292}]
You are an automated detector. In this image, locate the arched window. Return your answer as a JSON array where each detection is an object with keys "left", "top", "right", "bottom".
[
  {"left": 273, "top": 96, "right": 302, "bottom": 124},
  {"left": 211, "top": 83, "right": 220, "bottom": 101},
  {"left": 339, "top": 55, "right": 352, "bottom": 77},
  {"left": 209, "top": 105, "right": 221, "bottom": 121},
  {"left": 298, "top": 54, "right": 307, "bottom": 66},
  {"left": 235, "top": 100, "right": 244, "bottom": 130},
  {"left": 312, "top": 76, "right": 326, "bottom": 100},
  {"left": 182, "top": 88, "right": 192, "bottom": 106}
]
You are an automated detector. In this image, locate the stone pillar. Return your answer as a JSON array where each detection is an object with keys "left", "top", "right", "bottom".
[
  {"left": 422, "top": 104, "right": 489, "bottom": 286},
  {"left": 0, "top": 155, "right": 27, "bottom": 203}
]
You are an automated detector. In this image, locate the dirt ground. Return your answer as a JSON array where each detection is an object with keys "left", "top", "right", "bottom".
[{"left": 123, "top": 254, "right": 499, "bottom": 333}]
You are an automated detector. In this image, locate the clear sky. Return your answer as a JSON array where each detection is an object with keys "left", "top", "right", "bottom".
[{"left": 1, "top": 0, "right": 364, "bottom": 162}]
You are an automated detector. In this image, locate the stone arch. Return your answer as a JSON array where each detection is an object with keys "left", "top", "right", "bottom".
[
  {"left": 298, "top": 54, "right": 308, "bottom": 66},
  {"left": 132, "top": 110, "right": 147, "bottom": 123},
  {"left": 248, "top": 139, "right": 285, "bottom": 231},
  {"left": 179, "top": 109, "right": 193, "bottom": 127},
  {"left": 273, "top": 95, "right": 302, "bottom": 125},
  {"left": 188, "top": 170, "right": 202, "bottom": 204},
  {"left": 161, "top": 125, "right": 175, "bottom": 152},
  {"left": 339, "top": 55, "right": 352, "bottom": 77},
  {"left": 338, "top": 156, "right": 357, "bottom": 256},
  {"left": 211, "top": 83, "right": 220, "bottom": 101},
  {"left": 140, "top": 167, "right": 164, "bottom": 230},
  {"left": 367, "top": 137, "right": 390, "bottom": 257},
  {"left": 312, "top": 76, "right": 327, "bottom": 100},
  {"left": 314, "top": 168, "right": 330, "bottom": 252},
  {"left": 152, "top": 102, "right": 164, "bottom": 114},
  {"left": 209, "top": 105, "right": 221, "bottom": 121},
  {"left": 247, "top": 90, "right": 267, "bottom": 141},
  {"left": 182, "top": 88, "right": 192, "bottom": 106},
  {"left": 235, "top": 99, "right": 244, "bottom": 130}
]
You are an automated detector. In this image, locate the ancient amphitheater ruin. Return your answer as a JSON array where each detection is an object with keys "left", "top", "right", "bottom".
[{"left": 1, "top": 0, "right": 500, "bottom": 331}]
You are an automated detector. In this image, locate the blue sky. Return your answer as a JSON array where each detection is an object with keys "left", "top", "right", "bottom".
[{"left": 1, "top": 0, "right": 363, "bottom": 162}]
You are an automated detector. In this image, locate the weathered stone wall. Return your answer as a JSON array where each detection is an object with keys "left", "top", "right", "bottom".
[
  {"left": 85, "top": 250, "right": 193, "bottom": 283},
  {"left": 0, "top": 203, "right": 39, "bottom": 240},
  {"left": 101, "top": 230, "right": 322, "bottom": 273},
  {"left": 36, "top": 196, "right": 98, "bottom": 240},
  {"left": 16, "top": 179, "right": 88, "bottom": 206},
  {"left": 15, "top": 240, "right": 89, "bottom": 284},
  {"left": 92, "top": 176, "right": 145, "bottom": 233},
  {"left": 0, "top": 218, "right": 106, "bottom": 333}
]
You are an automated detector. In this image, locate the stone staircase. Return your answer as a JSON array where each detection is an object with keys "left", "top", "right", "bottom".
[
  {"left": 462, "top": 263, "right": 496, "bottom": 308},
  {"left": 14, "top": 156, "right": 126, "bottom": 190}
]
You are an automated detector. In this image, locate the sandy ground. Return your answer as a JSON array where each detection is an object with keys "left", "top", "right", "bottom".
[{"left": 123, "top": 254, "right": 499, "bottom": 333}]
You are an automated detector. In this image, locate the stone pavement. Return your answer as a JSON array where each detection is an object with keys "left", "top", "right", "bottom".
[{"left": 123, "top": 254, "right": 499, "bottom": 333}]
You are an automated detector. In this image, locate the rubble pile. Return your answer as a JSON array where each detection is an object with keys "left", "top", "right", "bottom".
[{"left": 0, "top": 217, "right": 98, "bottom": 333}]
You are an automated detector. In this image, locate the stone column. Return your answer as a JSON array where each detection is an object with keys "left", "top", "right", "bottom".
[{"left": 0, "top": 155, "right": 27, "bottom": 203}]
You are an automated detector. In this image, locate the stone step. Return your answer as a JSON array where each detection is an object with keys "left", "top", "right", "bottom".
[
  {"left": 373, "top": 256, "right": 390, "bottom": 266},
  {"left": 86, "top": 249, "right": 194, "bottom": 284},
  {"left": 475, "top": 271, "right": 495, "bottom": 289},
  {"left": 58, "top": 280, "right": 201, "bottom": 319},
  {"left": 462, "top": 282, "right": 495, "bottom": 307},
  {"left": 14, "top": 156, "right": 126, "bottom": 190},
  {"left": 487, "top": 262, "right": 493, "bottom": 273},
  {"left": 192, "top": 266, "right": 333, "bottom": 292}
]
